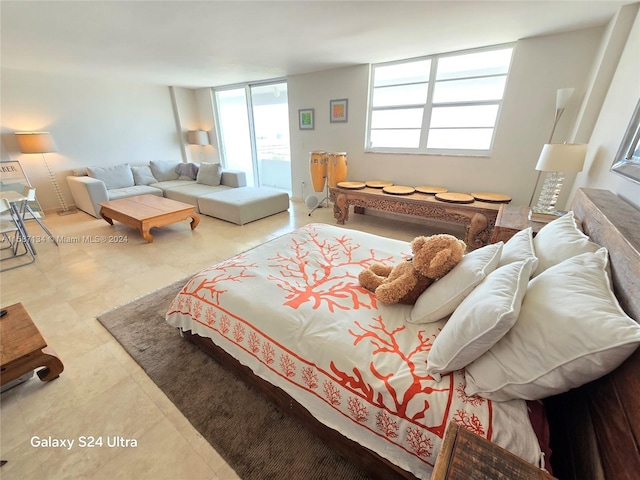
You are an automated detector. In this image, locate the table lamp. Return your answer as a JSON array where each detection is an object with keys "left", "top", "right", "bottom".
[{"left": 531, "top": 143, "right": 587, "bottom": 215}]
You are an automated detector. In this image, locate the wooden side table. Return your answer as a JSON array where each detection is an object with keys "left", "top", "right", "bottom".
[
  {"left": 432, "top": 421, "right": 556, "bottom": 479},
  {"left": 0, "top": 303, "right": 64, "bottom": 386},
  {"left": 491, "top": 204, "right": 546, "bottom": 243}
]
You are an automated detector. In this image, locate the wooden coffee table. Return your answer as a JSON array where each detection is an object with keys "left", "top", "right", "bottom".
[
  {"left": 99, "top": 195, "right": 200, "bottom": 243},
  {"left": 1, "top": 303, "right": 64, "bottom": 386}
]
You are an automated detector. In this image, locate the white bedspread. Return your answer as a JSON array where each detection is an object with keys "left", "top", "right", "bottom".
[{"left": 166, "top": 223, "right": 541, "bottom": 478}]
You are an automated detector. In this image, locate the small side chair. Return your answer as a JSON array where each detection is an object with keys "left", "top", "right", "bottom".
[{"left": 0, "top": 198, "right": 36, "bottom": 271}]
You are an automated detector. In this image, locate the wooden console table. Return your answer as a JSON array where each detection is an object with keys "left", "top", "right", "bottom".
[
  {"left": 329, "top": 187, "right": 502, "bottom": 250},
  {"left": 1, "top": 303, "right": 64, "bottom": 386},
  {"left": 491, "top": 204, "right": 546, "bottom": 243}
]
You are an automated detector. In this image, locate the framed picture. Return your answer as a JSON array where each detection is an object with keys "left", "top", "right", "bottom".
[
  {"left": 330, "top": 98, "right": 348, "bottom": 123},
  {"left": 0, "top": 160, "right": 43, "bottom": 214},
  {"left": 611, "top": 98, "right": 640, "bottom": 185},
  {"left": 299, "top": 108, "right": 314, "bottom": 130}
]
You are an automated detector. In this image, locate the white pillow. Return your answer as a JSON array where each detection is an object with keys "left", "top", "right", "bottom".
[
  {"left": 197, "top": 162, "right": 222, "bottom": 186},
  {"left": 131, "top": 165, "right": 157, "bottom": 185},
  {"left": 87, "top": 164, "right": 134, "bottom": 190},
  {"left": 426, "top": 259, "right": 534, "bottom": 381},
  {"left": 465, "top": 248, "right": 640, "bottom": 401},
  {"left": 150, "top": 161, "right": 181, "bottom": 181},
  {"left": 498, "top": 227, "right": 538, "bottom": 273},
  {"left": 409, "top": 242, "right": 503, "bottom": 324},
  {"left": 532, "top": 211, "right": 599, "bottom": 276}
]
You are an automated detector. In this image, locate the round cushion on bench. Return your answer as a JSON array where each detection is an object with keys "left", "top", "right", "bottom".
[{"left": 197, "top": 187, "right": 289, "bottom": 225}]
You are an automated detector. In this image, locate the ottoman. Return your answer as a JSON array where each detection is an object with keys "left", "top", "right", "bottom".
[{"left": 198, "top": 187, "right": 289, "bottom": 225}]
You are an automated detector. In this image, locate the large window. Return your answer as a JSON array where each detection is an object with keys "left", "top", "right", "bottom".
[{"left": 367, "top": 45, "right": 514, "bottom": 155}]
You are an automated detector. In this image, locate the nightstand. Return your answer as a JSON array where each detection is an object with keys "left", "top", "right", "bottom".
[
  {"left": 432, "top": 421, "right": 556, "bottom": 480},
  {"left": 0, "top": 303, "right": 64, "bottom": 388},
  {"left": 491, "top": 204, "right": 546, "bottom": 243}
]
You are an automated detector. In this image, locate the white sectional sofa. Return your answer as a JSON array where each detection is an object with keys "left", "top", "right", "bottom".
[{"left": 67, "top": 161, "right": 290, "bottom": 225}]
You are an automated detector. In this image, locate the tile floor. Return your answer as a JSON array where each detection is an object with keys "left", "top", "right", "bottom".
[{"left": 0, "top": 199, "right": 456, "bottom": 480}]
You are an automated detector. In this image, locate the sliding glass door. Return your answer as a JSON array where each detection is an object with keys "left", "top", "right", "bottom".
[
  {"left": 215, "top": 81, "right": 291, "bottom": 193},
  {"left": 215, "top": 88, "right": 254, "bottom": 186}
]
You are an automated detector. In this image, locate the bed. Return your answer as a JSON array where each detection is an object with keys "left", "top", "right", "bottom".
[{"left": 166, "top": 188, "right": 640, "bottom": 479}]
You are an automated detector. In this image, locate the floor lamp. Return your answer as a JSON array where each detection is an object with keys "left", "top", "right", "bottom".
[{"left": 15, "top": 132, "right": 76, "bottom": 215}]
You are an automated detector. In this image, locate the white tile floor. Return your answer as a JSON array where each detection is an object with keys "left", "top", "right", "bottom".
[{"left": 0, "top": 199, "right": 453, "bottom": 479}]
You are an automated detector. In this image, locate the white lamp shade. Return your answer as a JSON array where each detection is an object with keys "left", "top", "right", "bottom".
[
  {"left": 15, "top": 132, "right": 58, "bottom": 154},
  {"left": 555, "top": 88, "right": 575, "bottom": 110},
  {"left": 187, "top": 130, "right": 209, "bottom": 146},
  {"left": 535, "top": 143, "right": 587, "bottom": 173}
]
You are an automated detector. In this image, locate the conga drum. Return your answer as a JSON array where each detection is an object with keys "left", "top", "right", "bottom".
[
  {"left": 328, "top": 152, "right": 348, "bottom": 188},
  {"left": 309, "top": 151, "right": 328, "bottom": 192}
]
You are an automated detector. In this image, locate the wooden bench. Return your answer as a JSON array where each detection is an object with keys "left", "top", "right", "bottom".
[{"left": 329, "top": 186, "right": 502, "bottom": 250}]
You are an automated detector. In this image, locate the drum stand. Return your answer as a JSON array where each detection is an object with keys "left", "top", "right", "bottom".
[{"left": 308, "top": 178, "right": 330, "bottom": 216}]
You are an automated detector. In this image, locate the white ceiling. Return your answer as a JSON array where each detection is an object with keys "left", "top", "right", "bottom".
[{"left": 0, "top": 0, "right": 631, "bottom": 88}]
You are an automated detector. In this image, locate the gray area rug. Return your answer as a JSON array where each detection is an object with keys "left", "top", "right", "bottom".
[{"left": 97, "top": 278, "right": 372, "bottom": 480}]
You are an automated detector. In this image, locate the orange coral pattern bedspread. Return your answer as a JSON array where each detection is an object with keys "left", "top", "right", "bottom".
[{"left": 166, "top": 223, "right": 540, "bottom": 478}]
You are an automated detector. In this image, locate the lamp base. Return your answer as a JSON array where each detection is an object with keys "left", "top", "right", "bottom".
[
  {"left": 57, "top": 209, "right": 78, "bottom": 216},
  {"left": 533, "top": 171, "right": 565, "bottom": 215},
  {"left": 529, "top": 208, "right": 567, "bottom": 223}
]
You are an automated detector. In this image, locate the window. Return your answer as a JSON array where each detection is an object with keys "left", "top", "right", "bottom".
[{"left": 367, "top": 45, "right": 514, "bottom": 155}]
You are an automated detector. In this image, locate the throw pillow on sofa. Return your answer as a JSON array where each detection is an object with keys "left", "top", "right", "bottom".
[
  {"left": 175, "top": 162, "right": 200, "bottom": 180},
  {"left": 131, "top": 165, "right": 157, "bottom": 185},
  {"left": 87, "top": 164, "right": 135, "bottom": 190},
  {"left": 197, "top": 162, "right": 222, "bottom": 186},
  {"left": 150, "top": 161, "right": 181, "bottom": 182}
]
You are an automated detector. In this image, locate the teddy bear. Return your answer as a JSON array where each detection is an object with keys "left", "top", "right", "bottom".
[{"left": 358, "top": 234, "right": 466, "bottom": 305}]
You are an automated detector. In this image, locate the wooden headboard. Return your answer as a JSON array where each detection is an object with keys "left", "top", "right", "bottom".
[{"left": 544, "top": 188, "right": 640, "bottom": 480}]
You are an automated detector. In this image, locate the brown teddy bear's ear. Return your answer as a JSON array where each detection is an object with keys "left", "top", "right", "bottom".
[
  {"left": 425, "top": 248, "right": 457, "bottom": 278},
  {"left": 411, "top": 236, "right": 427, "bottom": 252}
]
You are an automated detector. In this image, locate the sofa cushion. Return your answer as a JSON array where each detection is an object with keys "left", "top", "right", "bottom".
[
  {"left": 107, "top": 185, "right": 163, "bottom": 201},
  {"left": 150, "top": 180, "right": 197, "bottom": 194},
  {"left": 87, "top": 164, "right": 135, "bottom": 190},
  {"left": 131, "top": 165, "right": 157, "bottom": 185},
  {"left": 165, "top": 183, "right": 232, "bottom": 209},
  {"left": 197, "top": 162, "right": 222, "bottom": 186},
  {"left": 198, "top": 187, "right": 289, "bottom": 225},
  {"left": 150, "top": 161, "right": 181, "bottom": 182}
]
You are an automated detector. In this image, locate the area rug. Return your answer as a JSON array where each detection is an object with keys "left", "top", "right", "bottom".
[{"left": 97, "top": 278, "right": 372, "bottom": 480}]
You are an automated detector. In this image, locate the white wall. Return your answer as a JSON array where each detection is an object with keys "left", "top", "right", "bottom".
[
  {"left": 570, "top": 4, "right": 640, "bottom": 209},
  {"left": 1, "top": 69, "right": 183, "bottom": 212},
  {"left": 194, "top": 88, "right": 220, "bottom": 164},
  {"left": 287, "top": 27, "right": 605, "bottom": 206},
  {"left": 287, "top": 65, "right": 370, "bottom": 199},
  {"left": 171, "top": 86, "right": 220, "bottom": 165}
]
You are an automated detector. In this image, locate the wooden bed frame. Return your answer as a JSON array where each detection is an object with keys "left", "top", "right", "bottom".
[
  {"left": 184, "top": 188, "right": 640, "bottom": 480},
  {"left": 543, "top": 188, "right": 640, "bottom": 480}
]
